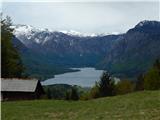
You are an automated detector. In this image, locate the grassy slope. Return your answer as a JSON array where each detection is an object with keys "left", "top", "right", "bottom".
[{"left": 2, "top": 90, "right": 160, "bottom": 120}]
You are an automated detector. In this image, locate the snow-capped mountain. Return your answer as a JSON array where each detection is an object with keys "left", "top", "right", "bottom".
[
  {"left": 11, "top": 25, "right": 53, "bottom": 45},
  {"left": 11, "top": 24, "right": 121, "bottom": 46},
  {"left": 12, "top": 24, "right": 122, "bottom": 62},
  {"left": 11, "top": 24, "right": 110, "bottom": 38},
  {"left": 12, "top": 20, "right": 160, "bottom": 80},
  {"left": 11, "top": 25, "right": 38, "bottom": 38}
]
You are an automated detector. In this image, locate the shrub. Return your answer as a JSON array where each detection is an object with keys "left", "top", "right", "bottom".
[
  {"left": 144, "top": 67, "right": 160, "bottom": 90},
  {"left": 80, "top": 92, "right": 90, "bottom": 100},
  {"left": 115, "top": 80, "right": 135, "bottom": 95},
  {"left": 89, "top": 82, "right": 100, "bottom": 99}
]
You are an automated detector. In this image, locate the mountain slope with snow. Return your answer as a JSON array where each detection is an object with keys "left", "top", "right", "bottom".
[
  {"left": 12, "top": 20, "right": 160, "bottom": 80},
  {"left": 11, "top": 25, "right": 120, "bottom": 45}
]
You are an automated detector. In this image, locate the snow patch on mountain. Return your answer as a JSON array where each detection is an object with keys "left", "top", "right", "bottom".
[
  {"left": 59, "top": 30, "right": 98, "bottom": 37},
  {"left": 12, "top": 24, "right": 120, "bottom": 38},
  {"left": 11, "top": 25, "right": 36, "bottom": 36},
  {"left": 11, "top": 25, "right": 52, "bottom": 44},
  {"left": 59, "top": 30, "right": 120, "bottom": 37},
  {"left": 11, "top": 24, "right": 121, "bottom": 45}
]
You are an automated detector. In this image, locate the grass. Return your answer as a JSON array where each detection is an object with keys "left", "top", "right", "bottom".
[{"left": 2, "top": 90, "right": 160, "bottom": 120}]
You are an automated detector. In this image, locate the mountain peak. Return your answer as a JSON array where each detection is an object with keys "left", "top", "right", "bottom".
[
  {"left": 135, "top": 20, "right": 160, "bottom": 28},
  {"left": 11, "top": 24, "right": 37, "bottom": 36},
  {"left": 126, "top": 20, "right": 160, "bottom": 34},
  {"left": 11, "top": 24, "right": 122, "bottom": 39}
]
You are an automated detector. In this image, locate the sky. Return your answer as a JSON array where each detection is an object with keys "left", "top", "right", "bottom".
[{"left": 1, "top": 0, "right": 160, "bottom": 34}]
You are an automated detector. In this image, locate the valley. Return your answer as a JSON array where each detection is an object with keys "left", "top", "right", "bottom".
[{"left": 12, "top": 20, "right": 160, "bottom": 81}]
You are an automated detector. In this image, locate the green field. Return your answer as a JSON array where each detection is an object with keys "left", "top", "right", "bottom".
[{"left": 2, "top": 91, "right": 160, "bottom": 120}]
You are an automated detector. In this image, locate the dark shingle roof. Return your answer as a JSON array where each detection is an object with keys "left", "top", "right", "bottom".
[{"left": 1, "top": 78, "right": 39, "bottom": 92}]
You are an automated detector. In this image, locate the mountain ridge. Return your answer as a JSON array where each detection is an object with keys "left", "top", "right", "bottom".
[{"left": 12, "top": 20, "right": 160, "bottom": 80}]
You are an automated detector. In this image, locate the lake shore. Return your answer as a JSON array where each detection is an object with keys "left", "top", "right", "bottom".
[{"left": 41, "top": 67, "right": 103, "bottom": 87}]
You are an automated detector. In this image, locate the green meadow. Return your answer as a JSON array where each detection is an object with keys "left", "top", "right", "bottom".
[{"left": 2, "top": 90, "right": 160, "bottom": 120}]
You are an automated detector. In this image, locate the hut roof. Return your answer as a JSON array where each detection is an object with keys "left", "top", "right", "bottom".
[{"left": 1, "top": 78, "right": 39, "bottom": 92}]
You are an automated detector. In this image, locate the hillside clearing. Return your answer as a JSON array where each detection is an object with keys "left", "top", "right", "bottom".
[{"left": 2, "top": 90, "right": 160, "bottom": 120}]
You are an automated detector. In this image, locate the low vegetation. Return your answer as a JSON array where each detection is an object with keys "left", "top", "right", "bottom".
[
  {"left": 115, "top": 80, "right": 134, "bottom": 95},
  {"left": 2, "top": 90, "right": 160, "bottom": 120},
  {"left": 43, "top": 84, "right": 86, "bottom": 100}
]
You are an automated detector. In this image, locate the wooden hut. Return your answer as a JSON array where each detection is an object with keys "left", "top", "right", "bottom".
[{"left": 1, "top": 78, "right": 44, "bottom": 101}]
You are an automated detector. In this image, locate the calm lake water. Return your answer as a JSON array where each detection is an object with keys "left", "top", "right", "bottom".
[{"left": 41, "top": 67, "right": 103, "bottom": 87}]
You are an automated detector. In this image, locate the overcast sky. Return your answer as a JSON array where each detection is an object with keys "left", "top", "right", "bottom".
[{"left": 2, "top": 1, "right": 160, "bottom": 34}]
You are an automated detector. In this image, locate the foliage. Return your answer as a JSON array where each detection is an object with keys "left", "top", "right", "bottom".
[
  {"left": 153, "top": 59, "right": 160, "bottom": 69},
  {"left": 98, "top": 71, "right": 115, "bottom": 97},
  {"left": 46, "top": 88, "right": 52, "bottom": 99},
  {"left": 135, "top": 73, "right": 144, "bottom": 91},
  {"left": 89, "top": 82, "right": 100, "bottom": 99},
  {"left": 70, "top": 87, "right": 79, "bottom": 100},
  {"left": 65, "top": 91, "right": 71, "bottom": 100},
  {"left": 144, "top": 69, "right": 160, "bottom": 90},
  {"left": 143, "top": 59, "right": 160, "bottom": 90},
  {"left": 79, "top": 91, "right": 90, "bottom": 100},
  {"left": 1, "top": 15, "right": 24, "bottom": 78},
  {"left": 115, "top": 80, "right": 135, "bottom": 95},
  {"left": 43, "top": 84, "right": 73, "bottom": 100},
  {"left": 44, "top": 84, "right": 83, "bottom": 100},
  {"left": 83, "top": 71, "right": 115, "bottom": 100}
]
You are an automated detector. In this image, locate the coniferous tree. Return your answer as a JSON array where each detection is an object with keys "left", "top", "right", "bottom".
[
  {"left": 144, "top": 59, "right": 160, "bottom": 90},
  {"left": 153, "top": 59, "right": 160, "bottom": 70},
  {"left": 98, "top": 71, "right": 114, "bottom": 97},
  {"left": 65, "top": 90, "right": 71, "bottom": 100},
  {"left": 70, "top": 87, "right": 79, "bottom": 100},
  {"left": 1, "top": 15, "right": 24, "bottom": 78},
  {"left": 135, "top": 73, "right": 144, "bottom": 91},
  {"left": 46, "top": 88, "right": 52, "bottom": 99}
]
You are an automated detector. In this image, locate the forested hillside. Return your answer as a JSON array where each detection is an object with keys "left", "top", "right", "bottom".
[
  {"left": 98, "top": 21, "right": 160, "bottom": 78},
  {"left": 12, "top": 20, "right": 160, "bottom": 80}
]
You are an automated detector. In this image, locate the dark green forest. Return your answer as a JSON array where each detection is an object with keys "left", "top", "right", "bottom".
[{"left": 1, "top": 16, "right": 24, "bottom": 78}]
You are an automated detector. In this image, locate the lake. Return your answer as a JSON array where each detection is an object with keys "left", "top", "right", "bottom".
[{"left": 41, "top": 67, "right": 104, "bottom": 87}]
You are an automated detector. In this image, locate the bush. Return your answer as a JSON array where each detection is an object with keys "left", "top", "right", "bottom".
[
  {"left": 115, "top": 80, "right": 135, "bottom": 95},
  {"left": 144, "top": 67, "right": 160, "bottom": 90},
  {"left": 143, "top": 59, "right": 160, "bottom": 90},
  {"left": 89, "top": 82, "right": 100, "bottom": 99},
  {"left": 80, "top": 92, "right": 90, "bottom": 100}
]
